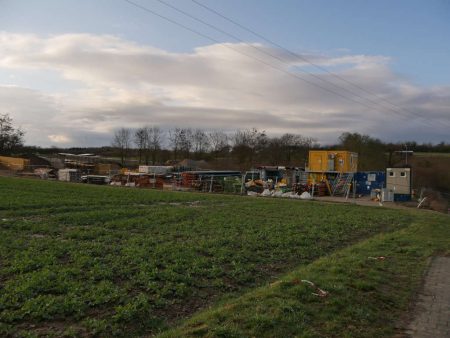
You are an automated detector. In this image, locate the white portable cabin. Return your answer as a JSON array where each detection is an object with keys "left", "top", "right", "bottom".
[
  {"left": 385, "top": 167, "right": 412, "bottom": 202},
  {"left": 58, "top": 169, "right": 81, "bottom": 182}
]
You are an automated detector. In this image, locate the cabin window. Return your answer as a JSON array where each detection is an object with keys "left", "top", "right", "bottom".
[
  {"left": 389, "top": 171, "right": 395, "bottom": 177},
  {"left": 400, "top": 171, "right": 406, "bottom": 177}
]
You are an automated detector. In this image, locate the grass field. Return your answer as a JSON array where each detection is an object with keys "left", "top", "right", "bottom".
[
  {"left": 414, "top": 152, "right": 450, "bottom": 158},
  {"left": 0, "top": 177, "right": 448, "bottom": 337}
]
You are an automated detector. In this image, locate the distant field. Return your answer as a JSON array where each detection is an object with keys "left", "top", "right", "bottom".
[
  {"left": 0, "top": 177, "right": 448, "bottom": 337},
  {"left": 414, "top": 152, "right": 450, "bottom": 157}
]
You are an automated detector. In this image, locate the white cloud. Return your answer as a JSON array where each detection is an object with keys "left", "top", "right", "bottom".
[
  {"left": 0, "top": 32, "right": 449, "bottom": 146},
  {"left": 48, "top": 134, "right": 71, "bottom": 144}
]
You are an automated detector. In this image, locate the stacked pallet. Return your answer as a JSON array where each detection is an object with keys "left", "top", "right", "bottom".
[
  {"left": 134, "top": 174, "right": 166, "bottom": 189},
  {"left": 181, "top": 172, "right": 198, "bottom": 187},
  {"left": 155, "top": 175, "right": 166, "bottom": 189},
  {"left": 135, "top": 175, "right": 151, "bottom": 188},
  {"left": 316, "top": 182, "right": 328, "bottom": 196}
]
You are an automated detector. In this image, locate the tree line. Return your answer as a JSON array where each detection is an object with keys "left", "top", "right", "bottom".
[
  {"left": 111, "top": 126, "right": 316, "bottom": 168},
  {"left": 111, "top": 126, "right": 450, "bottom": 170},
  {"left": 2, "top": 113, "right": 450, "bottom": 171},
  {"left": 111, "top": 126, "right": 450, "bottom": 171}
]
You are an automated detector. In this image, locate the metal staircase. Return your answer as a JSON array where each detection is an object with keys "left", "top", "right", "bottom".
[{"left": 331, "top": 173, "right": 354, "bottom": 197}]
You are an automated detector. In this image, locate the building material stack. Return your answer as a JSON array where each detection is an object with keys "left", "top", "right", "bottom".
[
  {"left": 181, "top": 172, "right": 198, "bottom": 188},
  {"left": 180, "top": 171, "right": 242, "bottom": 191},
  {"left": 316, "top": 182, "right": 328, "bottom": 196},
  {"left": 139, "top": 166, "right": 173, "bottom": 175},
  {"left": 58, "top": 169, "right": 80, "bottom": 182},
  {"left": 133, "top": 174, "right": 166, "bottom": 189}
]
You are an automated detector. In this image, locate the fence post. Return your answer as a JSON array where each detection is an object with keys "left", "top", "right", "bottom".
[{"left": 353, "top": 178, "right": 356, "bottom": 203}]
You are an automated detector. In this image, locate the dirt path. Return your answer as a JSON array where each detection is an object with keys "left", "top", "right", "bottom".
[
  {"left": 404, "top": 257, "right": 450, "bottom": 337},
  {"left": 315, "top": 195, "right": 416, "bottom": 210}
]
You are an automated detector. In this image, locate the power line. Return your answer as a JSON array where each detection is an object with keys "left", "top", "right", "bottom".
[
  {"left": 191, "top": 0, "right": 449, "bottom": 129},
  {"left": 123, "top": 0, "right": 384, "bottom": 113},
  {"left": 155, "top": 0, "right": 414, "bottom": 121},
  {"left": 123, "top": 0, "right": 443, "bottom": 131},
  {"left": 190, "top": 0, "right": 419, "bottom": 116}
]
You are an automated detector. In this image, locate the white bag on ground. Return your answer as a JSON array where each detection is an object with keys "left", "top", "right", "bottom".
[
  {"left": 273, "top": 190, "right": 283, "bottom": 197},
  {"left": 300, "top": 191, "right": 312, "bottom": 199},
  {"left": 261, "top": 189, "right": 272, "bottom": 196}
]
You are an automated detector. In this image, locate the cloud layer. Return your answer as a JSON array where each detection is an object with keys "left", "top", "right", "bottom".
[{"left": 0, "top": 32, "right": 448, "bottom": 146}]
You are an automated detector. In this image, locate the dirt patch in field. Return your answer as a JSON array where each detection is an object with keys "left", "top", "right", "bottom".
[
  {"left": 133, "top": 201, "right": 204, "bottom": 208},
  {"left": 16, "top": 320, "right": 88, "bottom": 338}
]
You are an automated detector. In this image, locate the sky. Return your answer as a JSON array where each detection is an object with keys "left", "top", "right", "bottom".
[{"left": 1, "top": 0, "right": 449, "bottom": 147}]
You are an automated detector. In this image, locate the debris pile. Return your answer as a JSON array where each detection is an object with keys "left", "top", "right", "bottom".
[
  {"left": 110, "top": 173, "right": 170, "bottom": 189},
  {"left": 295, "top": 279, "right": 329, "bottom": 297},
  {"left": 417, "top": 189, "right": 449, "bottom": 213},
  {"left": 249, "top": 189, "right": 312, "bottom": 199}
]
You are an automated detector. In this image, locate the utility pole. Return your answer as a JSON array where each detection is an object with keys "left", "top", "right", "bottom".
[
  {"left": 405, "top": 144, "right": 408, "bottom": 165},
  {"left": 395, "top": 144, "right": 413, "bottom": 166}
]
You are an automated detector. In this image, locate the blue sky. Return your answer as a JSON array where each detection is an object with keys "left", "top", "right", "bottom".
[
  {"left": 1, "top": 0, "right": 449, "bottom": 146},
  {"left": 3, "top": 0, "right": 449, "bottom": 85}
]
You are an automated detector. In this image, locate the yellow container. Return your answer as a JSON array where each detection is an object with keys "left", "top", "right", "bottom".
[
  {"left": 308, "top": 150, "right": 358, "bottom": 173},
  {"left": 95, "top": 163, "right": 120, "bottom": 175},
  {"left": 0, "top": 156, "right": 30, "bottom": 171}
]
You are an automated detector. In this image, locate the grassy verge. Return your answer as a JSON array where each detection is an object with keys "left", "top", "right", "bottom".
[{"left": 161, "top": 211, "right": 449, "bottom": 338}]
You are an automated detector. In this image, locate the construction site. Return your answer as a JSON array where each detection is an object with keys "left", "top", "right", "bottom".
[{"left": 0, "top": 149, "right": 414, "bottom": 205}]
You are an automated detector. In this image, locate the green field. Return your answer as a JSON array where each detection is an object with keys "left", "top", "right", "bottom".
[
  {"left": 0, "top": 177, "right": 448, "bottom": 337},
  {"left": 414, "top": 152, "right": 450, "bottom": 157}
]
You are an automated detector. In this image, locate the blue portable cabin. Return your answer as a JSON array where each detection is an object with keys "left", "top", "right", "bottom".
[{"left": 354, "top": 171, "right": 386, "bottom": 195}]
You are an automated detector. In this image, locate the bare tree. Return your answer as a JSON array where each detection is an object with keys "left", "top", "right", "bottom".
[
  {"left": 179, "top": 128, "right": 193, "bottom": 158},
  {"left": 208, "top": 131, "right": 229, "bottom": 159},
  {"left": 112, "top": 128, "right": 131, "bottom": 166},
  {"left": 169, "top": 128, "right": 192, "bottom": 159},
  {"left": 339, "top": 132, "right": 386, "bottom": 170},
  {"left": 280, "top": 134, "right": 301, "bottom": 164},
  {"left": 0, "top": 113, "right": 24, "bottom": 154},
  {"left": 169, "top": 128, "right": 181, "bottom": 160},
  {"left": 192, "top": 129, "right": 209, "bottom": 158},
  {"left": 232, "top": 128, "right": 267, "bottom": 166},
  {"left": 277, "top": 133, "right": 315, "bottom": 166},
  {"left": 145, "top": 126, "right": 163, "bottom": 164},
  {"left": 266, "top": 137, "right": 284, "bottom": 165},
  {"left": 134, "top": 127, "right": 147, "bottom": 164}
]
